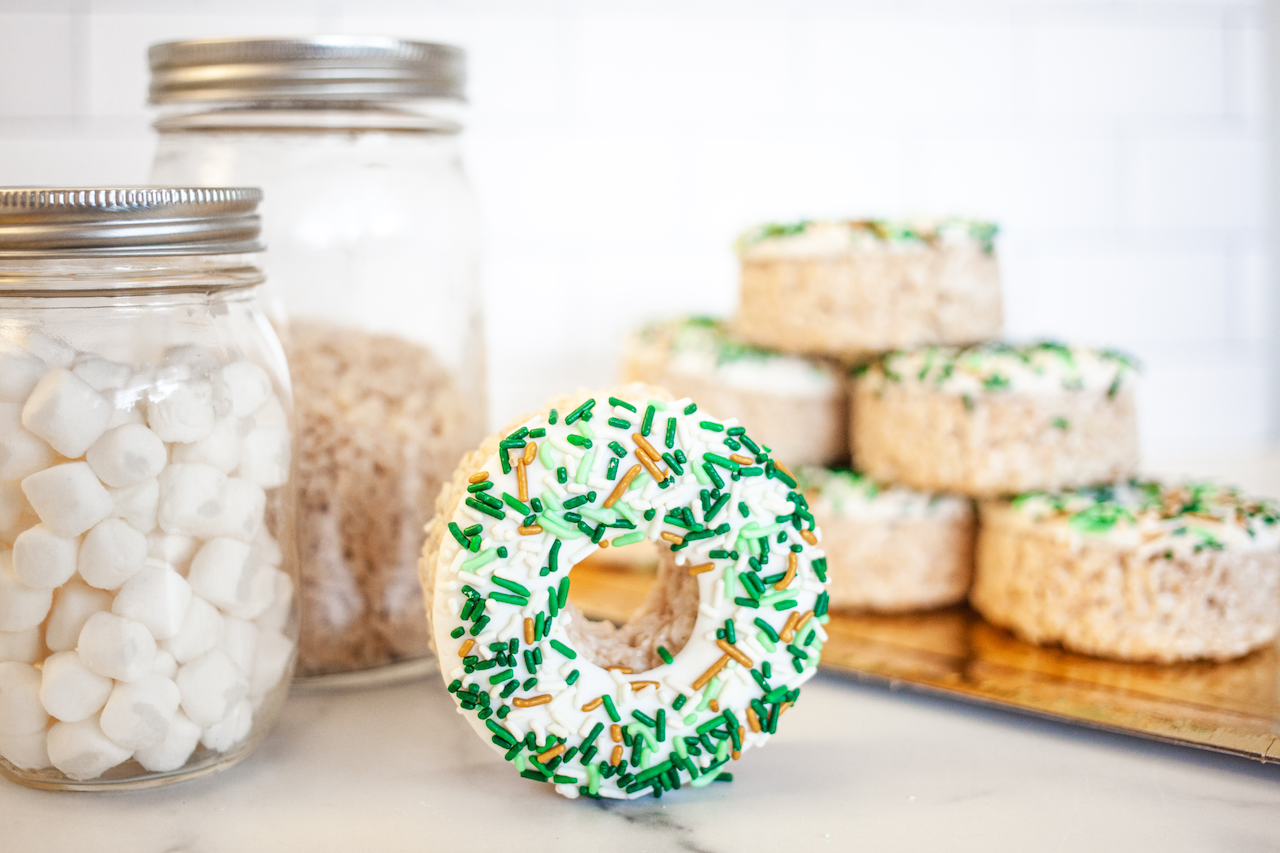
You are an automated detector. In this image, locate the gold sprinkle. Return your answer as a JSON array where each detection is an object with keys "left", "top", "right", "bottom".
[
  {"left": 604, "top": 464, "right": 642, "bottom": 508},
  {"left": 610, "top": 745, "right": 623, "bottom": 766},
  {"left": 523, "top": 441, "right": 537, "bottom": 465},
  {"left": 732, "top": 749, "right": 741, "bottom": 761},
  {"left": 660, "top": 531, "right": 683, "bottom": 545},
  {"left": 775, "top": 460, "right": 795, "bottom": 480},
  {"left": 730, "top": 453, "right": 753, "bottom": 466},
  {"left": 779, "top": 611, "right": 800, "bottom": 644},
  {"left": 468, "top": 471, "right": 489, "bottom": 484},
  {"left": 630, "top": 680, "right": 658, "bottom": 691},
  {"left": 534, "top": 743, "right": 566, "bottom": 763},
  {"left": 512, "top": 694, "right": 552, "bottom": 708},
  {"left": 795, "top": 610, "right": 814, "bottom": 633},
  {"left": 605, "top": 665, "right": 634, "bottom": 674},
  {"left": 611, "top": 724, "right": 623, "bottom": 743},
  {"left": 631, "top": 432, "right": 663, "bottom": 463},
  {"left": 692, "top": 653, "right": 731, "bottom": 691},
  {"left": 709, "top": 699, "right": 719, "bottom": 712},
  {"left": 581, "top": 697, "right": 604, "bottom": 712},
  {"left": 799, "top": 529, "right": 817, "bottom": 546},
  {"left": 516, "top": 459, "right": 529, "bottom": 502},
  {"left": 457, "top": 639, "right": 475, "bottom": 657},
  {"left": 524, "top": 617, "right": 535, "bottom": 645},
  {"left": 780, "top": 701, "right": 793, "bottom": 715},
  {"left": 775, "top": 552, "right": 797, "bottom": 591},
  {"left": 598, "top": 539, "right": 610, "bottom": 548},
  {"left": 746, "top": 706, "right": 762, "bottom": 733},
  {"left": 635, "top": 447, "right": 668, "bottom": 483},
  {"left": 518, "top": 524, "right": 544, "bottom": 536},
  {"left": 716, "top": 638, "right": 753, "bottom": 668},
  {"left": 687, "top": 562, "right": 716, "bottom": 576}
]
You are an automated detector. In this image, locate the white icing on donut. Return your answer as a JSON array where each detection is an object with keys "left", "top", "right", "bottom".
[{"left": 431, "top": 391, "right": 830, "bottom": 800}]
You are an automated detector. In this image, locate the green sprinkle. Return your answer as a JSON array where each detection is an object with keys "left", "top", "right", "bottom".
[
  {"left": 684, "top": 403, "right": 697, "bottom": 415},
  {"left": 447, "top": 522, "right": 471, "bottom": 549},
  {"left": 772, "top": 599, "right": 798, "bottom": 611},
  {"left": 502, "top": 493, "right": 532, "bottom": 515},
  {"left": 703, "top": 463, "right": 725, "bottom": 489},
  {"left": 672, "top": 694, "right": 687, "bottom": 711},
  {"left": 606, "top": 457, "right": 620, "bottom": 480},
  {"left": 611, "top": 531, "right": 645, "bottom": 547},
  {"left": 602, "top": 694, "right": 620, "bottom": 722},
  {"left": 470, "top": 615, "right": 490, "bottom": 635},
  {"left": 565, "top": 398, "right": 596, "bottom": 425},
  {"left": 548, "top": 408, "right": 558, "bottom": 424},
  {"left": 641, "top": 405, "right": 656, "bottom": 436},
  {"left": 608, "top": 440, "right": 627, "bottom": 457},
  {"left": 465, "top": 497, "right": 505, "bottom": 521},
  {"left": 704, "top": 452, "right": 739, "bottom": 472},
  {"left": 528, "top": 428, "right": 546, "bottom": 438},
  {"left": 450, "top": 626, "right": 464, "bottom": 639},
  {"left": 657, "top": 646, "right": 674, "bottom": 665},
  {"left": 1052, "top": 416, "right": 1069, "bottom": 430},
  {"left": 489, "top": 592, "right": 530, "bottom": 606},
  {"left": 700, "top": 420, "right": 724, "bottom": 432},
  {"left": 609, "top": 396, "right": 637, "bottom": 412},
  {"left": 753, "top": 617, "right": 779, "bottom": 641},
  {"left": 489, "top": 668, "right": 514, "bottom": 685},
  {"left": 461, "top": 548, "right": 499, "bottom": 572},
  {"left": 566, "top": 434, "right": 592, "bottom": 448},
  {"left": 738, "top": 501, "right": 750, "bottom": 518},
  {"left": 557, "top": 466, "right": 568, "bottom": 484},
  {"left": 550, "top": 639, "right": 577, "bottom": 659},
  {"left": 664, "top": 417, "right": 677, "bottom": 449},
  {"left": 486, "top": 719, "right": 517, "bottom": 746},
  {"left": 549, "top": 540, "right": 562, "bottom": 572},
  {"left": 557, "top": 576, "right": 570, "bottom": 608},
  {"left": 492, "top": 575, "right": 531, "bottom": 597},
  {"left": 608, "top": 417, "right": 631, "bottom": 429},
  {"left": 467, "top": 480, "right": 494, "bottom": 493},
  {"left": 567, "top": 669, "right": 580, "bottom": 685}
]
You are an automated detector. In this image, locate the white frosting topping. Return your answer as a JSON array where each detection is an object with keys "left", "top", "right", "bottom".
[
  {"left": 864, "top": 342, "right": 1138, "bottom": 397},
  {"left": 738, "top": 218, "right": 998, "bottom": 260},
  {"left": 1006, "top": 480, "right": 1280, "bottom": 555},
  {"left": 797, "top": 467, "right": 970, "bottom": 522},
  {"left": 431, "top": 390, "right": 829, "bottom": 800}
]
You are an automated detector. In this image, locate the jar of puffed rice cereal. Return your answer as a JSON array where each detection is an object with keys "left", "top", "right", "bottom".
[
  {"left": 148, "top": 37, "right": 486, "bottom": 685},
  {"left": 0, "top": 187, "right": 298, "bottom": 790}
]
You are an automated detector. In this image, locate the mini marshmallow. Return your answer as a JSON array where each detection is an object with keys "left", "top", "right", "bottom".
[
  {"left": 249, "top": 630, "right": 294, "bottom": 699},
  {"left": 200, "top": 698, "right": 252, "bottom": 753},
  {"left": 219, "top": 362, "right": 273, "bottom": 418},
  {"left": 21, "top": 462, "right": 114, "bottom": 538},
  {"left": 151, "top": 649, "right": 178, "bottom": 679},
  {"left": 0, "top": 661, "right": 48, "bottom": 735},
  {"left": 147, "top": 379, "right": 215, "bottom": 443},
  {"left": 163, "top": 344, "right": 220, "bottom": 375},
  {"left": 0, "top": 403, "right": 55, "bottom": 481},
  {"left": 0, "top": 626, "right": 42, "bottom": 663},
  {"left": 0, "top": 343, "right": 47, "bottom": 403},
  {"left": 224, "top": 559, "right": 276, "bottom": 621},
  {"left": 86, "top": 423, "right": 167, "bottom": 488},
  {"left": 218, "top": 478, "right": 265, "bottom": 542},
  {"left": 99, "top": 674, "right": 181, "bottom": 751},
  {"left": 77, "top": 611, "right": 156, "bottom": 683},
  {"left": 39, "top": 650, "right": 113, "bottom": 722},
  {"left": 249, "top": 395, "right": 287, "bottom": 431},
  {"left": 78, "top": 518, "right": 147, "bottom": 590},
  {"left": 217, "top": 617, "right": 258, "bottom": 674},
  {"left": 112, "top": 563, "right": 191, "bottom": 640},
  {"left": 21, "top": 330, "right": 76, "bottom": 368},
  {"left": 0, "top": 551, "right": 53, "bottom": 632},
  {"left": 46, "top": 716, "right": 133, "bottom": 781},
  {"left": 171, "top": 417, "right": 239, "bottom": 473},
  {"left": 45, "top": 580, "right": 111, "bottom": 652},
  {"left": 109, "top": 479, "right": 159, "bottom": 533},
  {"left": 156, "top": 463, "right": 224, "bottom": 538},
  {"left": 176, "top": 648, "right": 247, "bottom": 727},
  {"left": 237, "top": 428, "right": 290, "bottom": 489},
  {"left": 0, "top": 481, "right": 37, "bottom": 543},
  {"left": 147, "top": 533, "right": 197, "bottom": 574},
  {"left": 253, "top": 528, "right": 283, "bottom": 567},
  {"left": 0, "top": 729, "right": 51, "bottom": 770},
  {"left": 134, "top": 710, "right": 200, "bottom": 773},
  {"left": 106, "top": 404, "right": 146, "bottom": 430},
  {"left": 21, "top": 369, "right": 112, "bottom": 458},
  {"left": 254, "top": 570, "right": 294, "bottom": 636},
  {"left": 162, "top": 596, "right": 223, "bottom": 665},
  {"left": 187, "top": 538, "right": 256, "bottom": 612},
  {"left": 71, "top": 355, "right": 133, "bottom": 393},
  {"left": 12, "top": 524, "right": 79, "bottom": 589}
]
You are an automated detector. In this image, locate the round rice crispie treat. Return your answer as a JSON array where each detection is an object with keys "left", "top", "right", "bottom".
[
  {"left": 420, "top": 383, "right": 830, "bottom": 800},
  {"left": 621, "top": 317, "right": 847, "bottom": 468},
  {"left": 972, "top": 481, "right": 1280, "bottom": 663},
  {"left": 797, "top": 467, "right": 975, "bottom": 613},
  {"left": 734, "top": 219, "right": 1002, "bottom": 360},
  {"left": 852, "top": 342, "right": 1139, "bottom": 498}
]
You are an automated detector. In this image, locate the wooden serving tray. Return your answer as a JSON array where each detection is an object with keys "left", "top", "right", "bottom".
[{"left": 569, "top": 559, "right": 1280, "bottom": 762}]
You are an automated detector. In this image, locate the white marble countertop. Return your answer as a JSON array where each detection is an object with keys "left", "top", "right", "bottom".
[{"left": 4, "top": 447, "right": 1280, "bottom": 852}]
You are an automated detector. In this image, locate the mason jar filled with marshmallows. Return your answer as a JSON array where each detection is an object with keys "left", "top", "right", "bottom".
[
  {"left": 0, "top": 188, "right": 298, "bottom": 790},
  {"left": 148, "top": 36, "right": 486, "bottom": 686}
]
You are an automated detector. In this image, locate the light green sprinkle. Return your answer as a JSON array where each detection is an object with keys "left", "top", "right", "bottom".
[
  {"left": 587, "top": 763, "right": 601, "bottom": 794},
  {"left": 576, "top": 419, "right": 595, "bottom": 440},
  {"left": 575, "top": 450, "right": 595, "bottom": 485},
  {"left": 611, "top": 531, "right": 645, "bottom": 547},
  {"left": 629, "top": 723, "right": 658, "bottom": 751},
  {"left": 461, "top": 548, "right": 498, "bottom": 571},
  {"left": 540, "top": 490, "right": 564, "bottom": 511},
  {"left": 691, "top": 769, "right": 719, "bottom": 788},
  {"left": 696, "top": 678, "right": 721, "bottom": 711},
  {"left": 673, "top": 737, "right": 688, "bottom": 758},
  {"left": 538, "top": 514, "right": 582, "bottom": 540},
  {"left": 756, "top": 631, "right": 777, "bottom": 652},
  {"left": 717, "top": 739, "right": 729, "bottom": 760},
  {"left": 629, "top": 472, "right": 651, "bottom": 492},
  {"left": 759, "top": 588, "right": 797, "bottom": 606},
  {"left": 539, "top": 442, "right": 556, "bottom": 470},
  {"left": 683, "top": 713, "right": 697, "bottom": 725},
  {"left": 723, "top": 564, "right": 736, "bottom": 600},
  {"left": 692, "top": 462, "right": 711, "bottom": 485},
  {"left": 647, "top": 398, "right": 668, "bottom": 411},
  {"left": 514, "top": 754, "right": 527, "bottom": 773},
  {"left": 580, "top": 506, "right": 617, "bottom": 524},
  {"left": 613, "top": 501, "right": 640, "bottom": 524}
]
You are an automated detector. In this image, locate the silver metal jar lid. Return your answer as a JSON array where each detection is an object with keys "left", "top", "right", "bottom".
[
  {"left": 148, "top": 36, "right": 466, "bottom": 104},
  {"left": 0, "top": 188, "right": 264, "bottom": 257}
]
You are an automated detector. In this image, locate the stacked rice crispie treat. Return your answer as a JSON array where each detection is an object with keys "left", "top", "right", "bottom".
[{"left": 622, "top": 219, "right": 1280, "bottom": 663}]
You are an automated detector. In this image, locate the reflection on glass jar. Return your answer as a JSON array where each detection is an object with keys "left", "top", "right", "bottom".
[
  {"left": 147, "top": 37, "right": 486, "bottom": 684},
  {"left": 0, "top": 188, "right": 298, "bottom": 790}
]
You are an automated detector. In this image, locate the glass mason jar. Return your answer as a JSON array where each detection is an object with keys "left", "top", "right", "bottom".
[
  {"left": 147, "top": 37, "right": 486, "bottom": 686},
  {"left": 0, "top": 188, "right": 298, "bottom": 790}
]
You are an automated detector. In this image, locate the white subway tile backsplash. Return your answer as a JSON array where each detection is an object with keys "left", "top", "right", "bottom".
[
  {"left": 0, "top": 14, "right": 77, "bottom": 117},
  {"left": 1126, "top": 131, "right": 1267, "bottom": 230}
]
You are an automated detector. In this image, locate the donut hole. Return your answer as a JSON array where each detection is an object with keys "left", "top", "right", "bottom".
[{"left": 562, "top": 540, "right": 699, "bottom": 673}]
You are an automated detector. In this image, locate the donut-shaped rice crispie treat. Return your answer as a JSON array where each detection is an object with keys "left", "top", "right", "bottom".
[
  {"left": 852, "top": 342, "right": 1139, "bottom": 497},
  {"left": 734, "top": 218, "right": 1002, "bottom": 360},
  {"left": 796, "top": 467, "right": 974, "bottom": 612},
  {"left": 973, "top": 480, "right": 1280, "bottom": 663},
  {"left": 622, "top": 317, "right": 847, "bottom": 467},
  {"left": 421, "top": 384, "right": 830, "bottom": 799}
]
